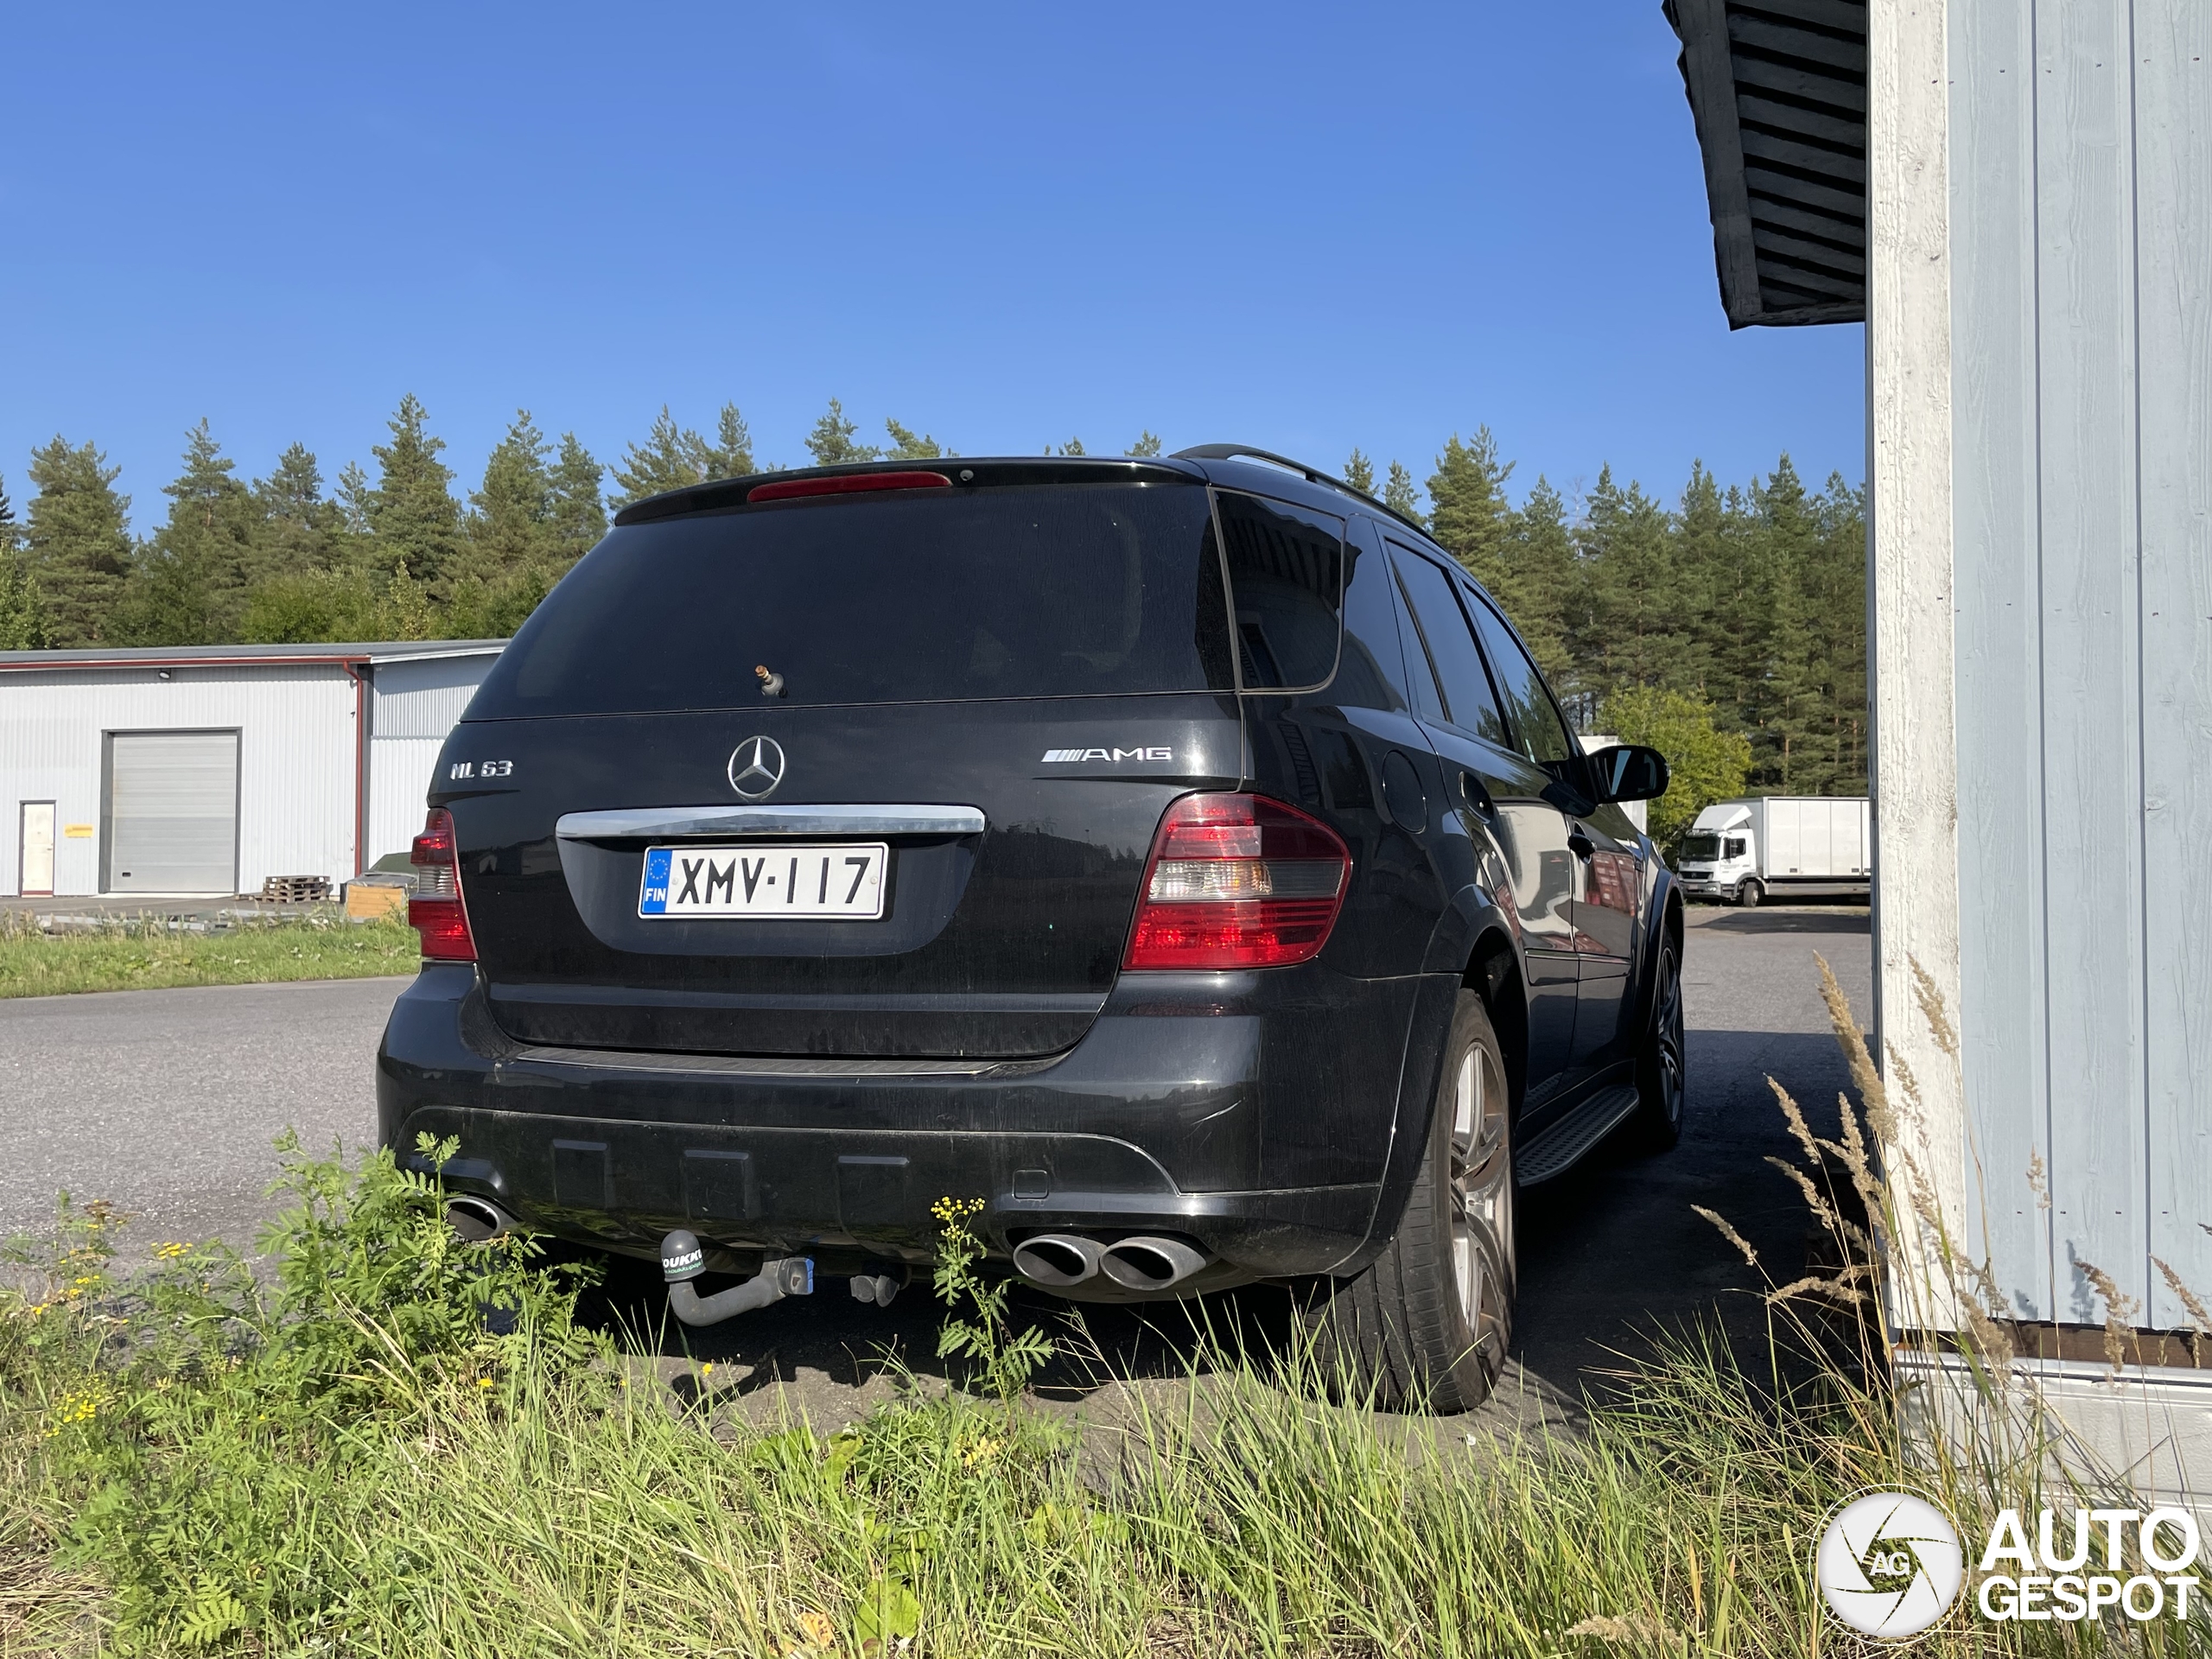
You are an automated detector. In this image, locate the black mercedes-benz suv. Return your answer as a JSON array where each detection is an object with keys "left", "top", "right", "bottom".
[{"left": 377, "top": 446, "right": 1682, "bottom": 1410}]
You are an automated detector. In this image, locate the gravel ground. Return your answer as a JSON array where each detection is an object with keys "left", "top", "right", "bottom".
[{"left": 0, "top": 904, "right": 1871, "bottom": 1427}]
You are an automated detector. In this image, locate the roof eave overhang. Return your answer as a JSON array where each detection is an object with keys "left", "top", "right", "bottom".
[{"left": 1664, "top": 0, "right": 1867, "bottom": 330}]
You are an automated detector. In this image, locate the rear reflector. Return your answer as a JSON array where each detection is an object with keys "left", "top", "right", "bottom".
[
  {"left": 1124, "top": 793, "right": 1350, "bottom": 970},
  {"left": 407, "top": 806, "right": 477, "bottom": 962},
  {"left": 747, "top": 470, "right": 953, "bottom": 503}
]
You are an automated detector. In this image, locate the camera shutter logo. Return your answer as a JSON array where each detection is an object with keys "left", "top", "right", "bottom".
[
  {"left": 1816, "top": 1491, "right": 1966, "bottom": 1640},
  {"left": 728, "top": 737, "right": 786, "bottom": 800}
]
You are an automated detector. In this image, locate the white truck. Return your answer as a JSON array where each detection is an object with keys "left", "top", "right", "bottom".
[{"left": 1675, "top": 795, "right": 1869, "bottom": 906}]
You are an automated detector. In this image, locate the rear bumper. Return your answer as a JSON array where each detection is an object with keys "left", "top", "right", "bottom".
[{"left": 377, "top": 962, "right": 1450, "bottom": 1285}]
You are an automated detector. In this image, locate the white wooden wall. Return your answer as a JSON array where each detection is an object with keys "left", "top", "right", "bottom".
[{"left": 1948, "top": 0, "right": 2212, "bottom": 1329}]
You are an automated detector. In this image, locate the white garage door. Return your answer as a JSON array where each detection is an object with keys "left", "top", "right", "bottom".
[{"left": 105, "top": 730, "right": 239, "bottom": 894}]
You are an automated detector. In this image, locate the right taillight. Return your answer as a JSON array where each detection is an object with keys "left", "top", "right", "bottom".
[
  {"left": 1124, "top": 792, "right": 1351, "bottom": 970},
  {"left": 406, "top": 807, "right": 477, "bottom": 962}
]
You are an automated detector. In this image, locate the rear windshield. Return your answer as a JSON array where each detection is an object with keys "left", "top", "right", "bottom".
[{"left": 471, "top": 483, "right": 1236, "bottom": 715}]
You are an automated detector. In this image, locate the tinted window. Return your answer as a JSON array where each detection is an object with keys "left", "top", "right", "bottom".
[
  {"left": 1681, "top": 834, "right": 1720, "bottom": 860},
  {"left": 1388, "top": 545, "right": 1510, "bottom": 749},
  {"left": 1330, "top": 523, "right": 1410, "bottom": 711},
  {"left": 1217, "top": 492, "right": 1343, "bottom": 690},
  {"left": 1725, "top": 836, "right": 1747, "bottom": 858},
  {"left": 1468, "top": 596, "right": 1577, "bottom": 770},
  {"left": 473, "top": 484, "right": 1232, "bottom": 715}
]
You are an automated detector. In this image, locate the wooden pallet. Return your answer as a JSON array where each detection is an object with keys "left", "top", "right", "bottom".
[{"left": 259, "top": 874, "right": 333, "bottom": 903}]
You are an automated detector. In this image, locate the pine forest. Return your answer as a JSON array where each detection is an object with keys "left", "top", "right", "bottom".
[{"left": 0, "top": 401, "right": 1866, "bottom": 830}]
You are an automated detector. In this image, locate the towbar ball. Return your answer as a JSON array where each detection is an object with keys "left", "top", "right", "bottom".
[{"left": 660, "top": 1229, "right": 707, "bottom": 1283}]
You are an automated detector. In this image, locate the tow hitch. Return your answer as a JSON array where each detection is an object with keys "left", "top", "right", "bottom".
[{"left": 659, "top": 1229, "right": 814, "bottom": 1326}]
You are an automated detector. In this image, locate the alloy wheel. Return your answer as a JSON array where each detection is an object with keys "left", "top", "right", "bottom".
[
  {"left": 1447, "top": 1040, "right": 1516, "bottom": 1369},
  {"left": 1655, "top": 945, "right": 1685, "bottom": 1131}
]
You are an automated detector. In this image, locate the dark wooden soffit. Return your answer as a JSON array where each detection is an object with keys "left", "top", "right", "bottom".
[{"left": 1663, "top": 0, "right": 1866, "bottom": 328}]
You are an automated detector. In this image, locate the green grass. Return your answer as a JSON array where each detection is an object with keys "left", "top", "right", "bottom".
[
  {"left": 3, "top": 965, "right": 2206, "bottom": 1656},
  {"left": 5, "top": 1138, "right": 2202, "bottom": 1657},
  {"left": 0, "top": 910, "right": 417, "bottom": 999}
]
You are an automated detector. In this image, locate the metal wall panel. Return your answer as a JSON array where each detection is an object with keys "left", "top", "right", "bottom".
[
  {"left": 2134, "top": 0, "right": 2212, "bottom": 1327},
  {"left": 1951, "top": 0, "right": 2212, "bottom": 1326},
  {"left": 370, "top": 654, "right": 493, "bottom": 740},
  {"left": 366, "top": 736, "right": 448, "bottom": 868},
  {"left": 363, "top": 652, "right": 498, "bottom": 867},
  {"left": 0, "top": 666, "right": 355, "bottom": 895}
]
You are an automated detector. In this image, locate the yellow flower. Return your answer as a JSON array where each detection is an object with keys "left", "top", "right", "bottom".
[
  {"left": 479, "top": 1377, "right": 494, "bottom": 1389},
  {"left": 699, "top": 1362, "right": 715, "bottom": 1376},
  {"left": 154, "top": 1242, "right": 188, "bottom": 1261}
]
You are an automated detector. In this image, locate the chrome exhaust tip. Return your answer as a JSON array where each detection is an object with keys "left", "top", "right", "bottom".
[
  {"left": 1010, "top": 1233, "right": 1106, "bottom": 1287},
  {"left": 1097, "top": 1235, "right": 1211, "bottom": 1292},
  {"left": 446, "top": 1195, "right": 516, "bottom": 1243}
]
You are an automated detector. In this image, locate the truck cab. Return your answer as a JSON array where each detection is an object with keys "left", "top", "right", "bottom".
[{"left": 1676, "top": 803, "right": 1756, "bottom": 904}]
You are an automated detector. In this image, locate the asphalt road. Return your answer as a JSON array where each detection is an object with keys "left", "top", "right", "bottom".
[
  {"left": 0, "top": 976, "right": 398, "bottom": 1250},
  {"left": 0, "top": 906, "right": 1871, "bottom": 1420}
]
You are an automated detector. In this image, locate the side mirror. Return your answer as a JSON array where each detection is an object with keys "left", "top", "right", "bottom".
[{"left": 1586, "top": 744, "right": 1669, "bottom": 804}]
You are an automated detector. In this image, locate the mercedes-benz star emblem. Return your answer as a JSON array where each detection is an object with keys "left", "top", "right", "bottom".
[{"left": 728, "top": 736, "right": 785, "bottom": 800}]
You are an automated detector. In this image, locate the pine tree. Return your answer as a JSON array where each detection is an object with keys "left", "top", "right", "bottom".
[
  {"left": 1342, "top": 449, "right": 1376, "bottom": 494},
  {"left": 24, "top": 436, "right": 133, "bottom": 645},
  {"left": 335, "top": 461, "right": 376, "bottom": 536},
  {"left": 0, "top": 471, "right": 15, "bottom": 551},
  {"left": 548, "top": 434, "right": 607, "bottom": 556},
  {"left": 885, "top": 419, "right": 944, "bottom": 460},
  {"left": 111, "top": 421, "right": 261, "bottom": 645},
  {"left": 1382, "top": 461, "right": 1424, "bottom": 527},
  {"left": 804, "top": 399, "right": 880, "bottom": 467},
  {"left": 1055, "top": 437, "right": 1086, "bottom": 457},
  {"left": 1126, "top": 432, "right": 1163, "bottom": 458},
  {"left": 1577, "top": 466, "right": 1688, "bottom": 696},
  {"left": 1499, "top": 476, "right": 1578, "bottom": 685},
  {"left": 1426, "top": 429, "right": 1515, "bottom": 592},
  {"left": 367, "top": 395, "right": 461, "bottom": 585},
  {"left": 705, "top": 404, "right": 754, "bottom": 479},
  {"left": 611, "top": 407, "right": 713, "bottom": 506},
  {"left": 252, "top": 443, "right": 343, "bottom": 582},
  {"left": 465, "top": 410, "right": 555, "bottom": 577}
]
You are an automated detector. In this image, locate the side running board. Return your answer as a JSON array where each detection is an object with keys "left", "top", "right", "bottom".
[{"left": 1516, "top": 1085, "right": 1642, "bottom": 1185}]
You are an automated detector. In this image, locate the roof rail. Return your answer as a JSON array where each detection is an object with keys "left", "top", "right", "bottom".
[{"left": 1170, "top": 443, "right": 1424, "bottom": 535}]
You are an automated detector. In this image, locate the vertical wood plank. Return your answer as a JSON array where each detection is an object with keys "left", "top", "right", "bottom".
[
  {"left": 2034, "top": 0, "right": 2149, "bottom": 1320},
  {"left": 1950, "top": 0, "right": 2053, "bottom": 1319},
  {"left": 1869, "top": 0, "right": 1968, "bottom": 1304},
  {"left": 2133, "top": 0, "right": 2212, "bottom": 1328}
]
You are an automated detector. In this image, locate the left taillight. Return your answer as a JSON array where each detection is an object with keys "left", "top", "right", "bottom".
[
  {"left": 1124, "top": 792, "right": 1351, "bottom": 970},
  {"left": 407, "top": 807, "right": 476, "bottom": 962}
]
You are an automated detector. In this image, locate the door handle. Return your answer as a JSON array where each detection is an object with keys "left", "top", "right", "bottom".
[{"left": 1567, "top": 825, "right": 1596, "bottom": 859}]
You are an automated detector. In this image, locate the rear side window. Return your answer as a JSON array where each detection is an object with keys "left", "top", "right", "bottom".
[
  {"left": 1389, "top": 545, "right": 1510, "bottom": 749},
  {"left": 472, "top": 484, "right": 1234, "bottom": 715},
  {"left": 1467, "top": 596, "right": 1578, "bottom": 771},
  {"left": 1216, "top": 492, "right": 1344, "bottom": 690}
]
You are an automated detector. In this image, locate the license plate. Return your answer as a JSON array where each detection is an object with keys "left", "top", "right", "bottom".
[{"left": 638, "top": 843, "right": 888, "bottom": 919}]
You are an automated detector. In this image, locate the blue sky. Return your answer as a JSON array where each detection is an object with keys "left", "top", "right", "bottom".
[{"left": 0, "top": 3, "right": 1864, "bottom": 528}]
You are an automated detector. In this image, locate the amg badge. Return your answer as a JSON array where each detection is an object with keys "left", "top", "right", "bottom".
[{"left": 1041, "top": 747, "right": 1175, "bottom": 764}]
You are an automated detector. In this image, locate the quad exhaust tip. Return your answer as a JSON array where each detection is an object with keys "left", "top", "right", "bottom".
[{"left": 1011, "top": 1231, "right": 1211, "bottom": 1291}]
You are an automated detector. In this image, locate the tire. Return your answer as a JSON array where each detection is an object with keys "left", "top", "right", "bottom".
[
  {"left": 1630, "top": 933, "right": 1685, "bottom": 1152},
  {"left": 1736, "top": 877, "right": 1764, "bottom": 909},
  {"left": 1300, "top": 989, "right": 1515, "bottom": 1413}
]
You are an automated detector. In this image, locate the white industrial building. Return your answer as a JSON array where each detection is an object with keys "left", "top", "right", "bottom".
[{"left": 0, "top": 641, "right": 503, "bottom": 899}]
